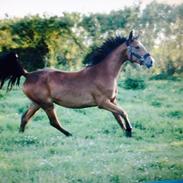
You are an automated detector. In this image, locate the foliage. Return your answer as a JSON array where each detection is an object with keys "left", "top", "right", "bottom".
[
  {"left": 0, "top": 1, "right": 182, "bottom": 74},
  {"left": 0, "top": 15, "right": 84, "bottom": 70},
  {"left": 139, "top": 2, "right": 183, "bottom": 76},
  {"left": 123, "top": 77, "right": 146, "bottom": 90},
  {"left": 121, "top": 63, "right": 149, "bottom": 89}
]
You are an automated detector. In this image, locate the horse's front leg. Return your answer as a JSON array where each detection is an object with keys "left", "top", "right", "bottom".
[
  {"left": 97, "top": 98, "right": 132, "bottom": 137},
  {"left": 112, "top": 112, "right": 127, "bottom": 130},
  {"left": 111, "top": 98, "right": 126, "bottom": 131}
]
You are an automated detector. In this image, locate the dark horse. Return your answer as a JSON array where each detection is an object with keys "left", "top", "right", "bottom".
[{"left": 0, "top": 31, "right": 154, "bottom": 137}]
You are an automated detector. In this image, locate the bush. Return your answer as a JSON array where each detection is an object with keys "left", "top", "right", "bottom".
[
  {"left": 150, "top": 72, "right": 178, "bottom": 80},
  {"left": 123, "top": 77, "right": 146, "bottom": 90}
]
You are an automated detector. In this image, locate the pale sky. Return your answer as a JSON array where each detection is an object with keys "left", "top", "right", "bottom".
[{"left": 0, "top": 0, "right": 182, "bottom": 19}]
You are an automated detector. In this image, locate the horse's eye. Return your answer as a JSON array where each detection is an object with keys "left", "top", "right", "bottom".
[{"left": 135, "top": 46, "right": 140, "bottom": 49}]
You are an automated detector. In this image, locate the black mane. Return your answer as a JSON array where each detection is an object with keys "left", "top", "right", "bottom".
[{"left": 84, "top": 36, "right": 127, "bottom": 66}]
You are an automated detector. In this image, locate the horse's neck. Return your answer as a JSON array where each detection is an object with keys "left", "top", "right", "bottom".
[{"left": 98, "top": 45, "right": 127, "bottom": 80}]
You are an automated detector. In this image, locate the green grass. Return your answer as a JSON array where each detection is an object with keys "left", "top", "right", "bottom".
[{"left": 0, "top": 78, "right": 183, "bottom": 183}]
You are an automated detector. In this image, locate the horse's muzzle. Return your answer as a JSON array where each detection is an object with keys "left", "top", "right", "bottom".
[{"left": 145, "top": 56, "right": 155, "bottom": 68}]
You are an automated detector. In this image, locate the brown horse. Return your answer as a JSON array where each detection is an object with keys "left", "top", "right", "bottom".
[{"left": 0, "top": 31, "right": 154, "bottom": 137}]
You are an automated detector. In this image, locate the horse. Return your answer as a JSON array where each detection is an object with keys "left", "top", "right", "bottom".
[{"left": 0, "top": 31, "right": 154, "bottom": 137}]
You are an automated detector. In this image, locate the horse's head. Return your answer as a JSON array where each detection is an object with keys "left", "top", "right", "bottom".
[{"left": 126, "top": 31, "right": 155, "bottom": 68}]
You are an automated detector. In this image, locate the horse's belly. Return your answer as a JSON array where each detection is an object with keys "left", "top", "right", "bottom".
[{"left": 52, "top": 92, "right": 96, "bottom": 108}]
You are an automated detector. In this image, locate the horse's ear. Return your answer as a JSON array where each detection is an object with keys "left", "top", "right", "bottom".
[{"left": 128, "top": 30, "right": 133, "bottom": 41}]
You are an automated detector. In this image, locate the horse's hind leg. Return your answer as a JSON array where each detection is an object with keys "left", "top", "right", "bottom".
[
  {"left": 19, "top": 103, "right": 40, "bottom": 132},
  {"left": 43, "top": 105, "right": 72, "bottom": 137}
]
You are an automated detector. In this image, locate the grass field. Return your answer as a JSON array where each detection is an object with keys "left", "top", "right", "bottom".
[{"left": 0, "top": 77, "right": 183, "bottom": 183}]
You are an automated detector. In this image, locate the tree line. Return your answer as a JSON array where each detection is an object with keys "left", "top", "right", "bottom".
[{"left": 0, "top": 1, "right": 182, "bottom": 76}]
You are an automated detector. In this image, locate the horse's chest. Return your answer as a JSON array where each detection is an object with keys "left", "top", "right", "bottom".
[
  {"left": 105, "top": 87, "right": 117, "bottom": 99},
  {"left": 97, "top": 81, "right": 117, "bottom": 99}
]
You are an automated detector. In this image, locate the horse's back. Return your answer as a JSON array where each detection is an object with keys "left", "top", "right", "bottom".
[
  {"left": 47, "top": 69, "right": 97, "bottom": 108},
  {"left": 22, "top": 68, "right": 96, "bottom": 108}
]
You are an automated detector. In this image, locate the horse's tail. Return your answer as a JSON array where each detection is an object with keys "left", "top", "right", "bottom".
[{"left": 0, "top": 52, "right": 28, "bottom": 91}]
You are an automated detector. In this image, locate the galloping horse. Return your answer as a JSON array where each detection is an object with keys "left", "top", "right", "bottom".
[{"left": 0, "top": 31, "right": 154, "bottom": 137}]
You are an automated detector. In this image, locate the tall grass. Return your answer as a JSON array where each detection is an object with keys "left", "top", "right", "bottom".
[{"left": 0, "top": 78, "right": 183, "bottom": 183}]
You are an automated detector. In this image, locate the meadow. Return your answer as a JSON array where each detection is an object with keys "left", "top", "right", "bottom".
[{"left": 0, "top": 77, "right": 183, "bottom": 183}]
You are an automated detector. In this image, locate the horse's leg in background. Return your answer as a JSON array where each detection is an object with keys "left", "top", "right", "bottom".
[
  {"left": 98, "top": 98, "right": 132, "bottom": 137},
  {"left": 111, "top": 99, "right": 126, "bottom": 130},
  {"left": 112, "top": 113, "right": 127, "bottom": 130},
  {"left": 19, "top": 103, "right": 40, "bottom": 132},
  {"left": 43, "top": 104, "right": 72, "bottom": 137}
]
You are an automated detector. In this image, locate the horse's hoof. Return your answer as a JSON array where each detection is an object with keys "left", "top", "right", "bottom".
[
  {"left": 19, "top": 128, "right": 24, "bottom": 133},
  {"left": 125, "top": 130, "right": 132, "bottom": 137},
  {"left": 65, "top": 132, "right": 72, "bottom": 137}
]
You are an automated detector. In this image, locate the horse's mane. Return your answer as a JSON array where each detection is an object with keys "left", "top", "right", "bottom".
[{"left": 84, "top": 36, "right": 127, "bottom": 66}]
